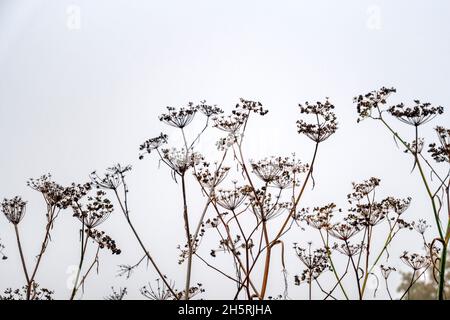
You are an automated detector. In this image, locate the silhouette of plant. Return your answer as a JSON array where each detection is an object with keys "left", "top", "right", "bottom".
[{"left": 354, "top": 87, "right": 449, "bottom": 300}]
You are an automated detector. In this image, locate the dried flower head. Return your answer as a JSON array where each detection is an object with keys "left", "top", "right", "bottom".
[
  {"left": 105, "top": 287, "right": 127, "bottom": 300},
  {"left": 347, "top": 177, "right": 381, "bottom": 203},
  {"left": 346, "top": 202, "right": 388, "bottom": 227},
  {"left": 159, "top": 103, "right": 198, "bottom": 128},
  {"left": 72, "top": 190, "right": 113, "bottom": 229},
  {"left": 294, "top": 244, "right": 330, "bottom": 283},
  {"left": 1, "top": 196, "right": 27, "bottom": 225},
  {"left": 141, "top": 277, "right": 176, "bottom": 300},
  {"left": 388, "top": 100, "right": 443, "bottom": 126},
  {"left": 332, "top": 243, "right": 364, "bottom": 257},
  {"left": 412, "top": 219, "right": 430, "bottom": 235},
  {"left": 214, "top": 185, "right": 250, "bottom": 211},
  {"left": 161, "top": 148, "right": 203, "bottom": 176},
  {"left": 90, "top": 164, "right": 132, "bottom": 190},
  {"left": 250, "top": 193, "right": 292, "bottom": 221},
  {"left": 0, "top": 285, "right": 54, "bottom": 300},
  {"left": 384, "top": 196, "right": 411, "bottom": 216},
  {"left": 194, "top": 162, "right": 230, "bottom": 190},
  {"left": 62, "top": 182, "right": 93, "bottom": 205},
  {"left": 400, "top": 252, "right": 430, "bottom": 270},
  {"left": 139, "top": 133, "right": 168, "bottom": 159},
  {"left": 27, "top": 174, "right": 69, "bottom": 209},
  {"left": 213, "top": 111, "right": 248, "bottom": 133},
  {"left": 404, "top": 138, "right": 424, "bottom": 155},
  {"left": 296, "top": 99, "right": 338, "bottom": 143},
  {"left": 198, "top": 101, "right": 224, "bottom": 117},
  {"left": 236, "top": 98, "right": 268, "bottom": 116},
  {"left": 353, "top": 86, "right": 396, "bottom": 122},
  {"left": 86, "top": 228, "right": 121, "bottom": 254},
  {"left": 428, "top": 126, "right": 450, "bottom": 163},
  {"left": 380, "top": 265, "right": 396, "bottom": 279},
  {"left": 328, "top": 223, "right": 360, "bottom": 241},
  {"left": 303, "top": 203, "right": 340, "bottom": 230},
  {"left": 251, "top": 156, "right": 307, "bottom": 186}
]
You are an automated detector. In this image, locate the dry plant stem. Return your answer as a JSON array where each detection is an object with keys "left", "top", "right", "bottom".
[
  {"left": 378, "top": 116, "right": 448, "bottom": 299},
  {"left": 385, "top": 278, "right": 393, "bottom": 300},
  {"left": 360, "top": 220, "right": 399, "bottom": 297},
  {"left": 76, "top": 246, "right": 100, "bottom": 293},
  {"left": 181, "top": 174, "right": 193, "bottom": 300},
  {"left": 112, "top": 188, "right": 178, "bottom": 299},
  {"left": 194, "top": 253, "right": 240, "bottom": 284},
  {"left": 208, "top": 198, "right": 261, "bottom": 297},
  {"left": 259, "top": 142, "right": 324, "bottom": 299},
  {"left": 399, "top": 268, "right": 427, "bottom": 300},
  {"left": 318, "top": 230, "right": 350, "bottom": 300},
  {"left": 193, "top": 164, "right": 260, "bottom": 298},
  {"left": 233, "top": 142, "right": 270, "bottom": 299},
  {"left": 70, "top": 222, "right": 89, "bottom": 300},
  {"left": 13, "top": 224, "right": 30, "bottom": 285},
  {"left": 26, "top": 206, "right": 58, "bottom": 299}
]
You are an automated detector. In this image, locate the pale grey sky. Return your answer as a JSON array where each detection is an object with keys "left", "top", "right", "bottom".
[{"left": 0, "top": 0, "right": 449, "bottom": 299}]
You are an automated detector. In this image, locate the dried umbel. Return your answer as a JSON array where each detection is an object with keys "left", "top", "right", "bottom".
[
  {"left": 388, "top": 100, "right": 443, "bottom": 127},
  {"left": 160, "top": 148, "right": 203, "bottom": 176},
  {"left": 159, "top": 104, "right": 198, "bottom": 128},
  {"left": 294, "top": 245, "right": 330, "bottom": 283},
  {"left": 194, "top": 162, "right": 230, "bottom": 190},
  {"left": 251, "top": 157, "right": 285, "bottom": 183},
  {"left": 332, "top": 242, "right": 363, "bottom": 257},
  {"left": 236, "top": 98, "right": 268, "bottom": 116},
  {"left": 86, "top": 229, "right": 121, "bottom": 254},
  {"left": 105, "top": 287, "right": 127, "bottom": 300},
  {"left": 1, "top": 196, "right": 27, "bottom": 225},
  {"left": 380, "top": 265, "right": 396, "bottom": 279},
  {"left": 404, "top": 138, "right": 424, "bottom": 155},
  {"left": 27, "top": 174, "right": 69, "bottom": 209},
  {"left": 328, "top": 223, "right": 360, "bottom": 241},
  {"left": 90, "top": 164, "right": 132, "bottom": 190},
  {"left": 428, "top": 126, "right": 450, "bottom": 163},
  {"left": 72, "top": 190, "right": 113, "bottom": 229},
  {"left": 346, "top": 202, "right": 388, "bottom": 227},
  {"left": 198, "top": 101, "right": 224, "bottom": 117},
  {"left": 347, "top": 177, "right": 381, "bottom": 202},
  {"left": 302, "top": 203, "right": 340, "bottom": 230},
  {"left": 250, "top": 193, "right": 292, "bottom": 221},
  {"left": 62, "top": 182, "right": 93, "bottom": 205},
  {"left": 213, "top": 111, "right": 248, "bottom": 133},
  {"left": 0, "top": 285, "right": 54, "bottom": 301},
  {"left": 139, "top": 133, "right": 168, "bottom": 159},
  {"left": 251, "top": 156, "right": 307, "bottom": 186},
  {"left": 214, "top": 185, "right": 250, "bottom": 211},
  {"left": 296, "top": 99, "right": 338, "bottom": 143},
  {"left": 400, "top": 252, "right": 430, "bottom": 271},
  {"left": 353, "top": 86, "right": 396, "bottom": 122},
  {"left": 141, "top": 277, "right": 176, "bottom": 300},
  {"left": 412, "top": 219, "right": 430, "bottom": 235},
  {"left": 384, "top": 196, "right": 412, "bottom": 216}
]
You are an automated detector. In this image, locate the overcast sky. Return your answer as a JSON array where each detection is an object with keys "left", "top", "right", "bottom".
[{"left": 0, "top": 0, "right": 449, "bottom": 299}]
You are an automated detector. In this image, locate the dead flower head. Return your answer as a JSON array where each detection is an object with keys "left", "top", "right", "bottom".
[
  {"left": 353, "top": 86, "right": 396, "bottom": 122},
  {"left": 139, "top": 133, "right": 168, "bottom": 159},
  {"left": 1, "top": 196, "right": 27, "bottom": 225},
  {"left": 296, "top": 98, "right": 338, "bottom": 143},
  {"left": 388, "top": 100, "right": 443, "bottom": 127},
  {"left": 428, "top": 126, "right": 450, "bottom": 163},
  {"left": 159, "top": 103, "right": 198, "bottom": 128}
]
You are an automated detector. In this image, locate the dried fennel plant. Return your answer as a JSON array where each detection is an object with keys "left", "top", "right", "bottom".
[
  {"left": 129, "top": 98, "right": 338, "bottom": 300},
  {"left": 354, "top": 87, "right": 449, "bottom": 299}
]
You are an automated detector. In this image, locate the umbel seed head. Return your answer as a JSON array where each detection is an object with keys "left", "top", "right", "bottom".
[{"left": 1, "top": 196, "right": 27, "bottom": 225}]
